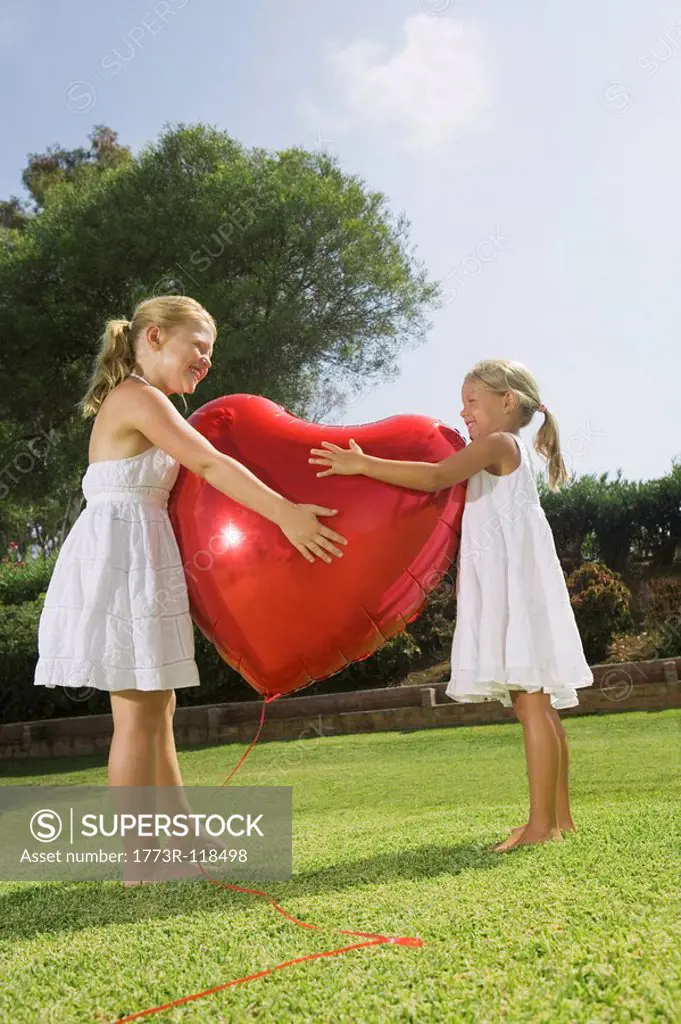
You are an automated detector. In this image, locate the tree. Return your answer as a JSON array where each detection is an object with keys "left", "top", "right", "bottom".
[
  {"left": 0, "top": 123, "right": 439, "bottom": 543},
  {"left": 0, "top": 198, "right": 29, "bottom": 231},
  {"left": 4, "top": 125, "right": 132, "bottom": 222}
]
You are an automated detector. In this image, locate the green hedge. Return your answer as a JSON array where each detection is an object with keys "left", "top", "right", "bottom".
[
  {"left": 2, "top": 555, "right": 679, "bottom": 726},
  {"left": 4, "top": 461, "right": 679, "bottom": 583},
  {"left": 0, "top": 598, "right": 245, "bottom": 723},
  {"left": 0, "top": 569, "right": 457, "bottom": 724},
  {"left": 538, "top": 461, "right": 681, "bottom": 573}
]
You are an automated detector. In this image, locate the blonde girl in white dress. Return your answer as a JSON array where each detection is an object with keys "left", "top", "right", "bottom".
[
  {"left": 35, "top": 295, "right": 347, "bottom": 883},
  {"left": 309, "top": 359, "right": 593, "bottom": 853}
]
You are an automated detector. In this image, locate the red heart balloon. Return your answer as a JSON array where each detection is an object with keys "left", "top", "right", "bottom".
[{"left": 168, "top": 395, "right": 466, "bottom": 697}]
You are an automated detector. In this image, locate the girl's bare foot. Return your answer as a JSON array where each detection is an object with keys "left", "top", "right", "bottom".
[
  {"left": 492, "top": 825, "right": 563, "bottom": 853},
  {"left": 508, "top": 820, "right": 577, "bottom": 836},
  {"left": 170, "top": 828, "right": 228, "bottom": 861},
  {"left": 122, "top": 855, "right": 163, "bottom": 886},
  {"left": 123, "top": 859, "right": 201, "bottom": 884},
  {"left": 120, "top": 872, "right": 160, "bottom": 888},
  {"left": 150, "top": 830, "right": 227, "bottom": 882}
]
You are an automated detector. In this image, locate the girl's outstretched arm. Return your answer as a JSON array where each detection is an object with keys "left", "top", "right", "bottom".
[
  {"left": 125, "top": 382, "right": 348, "bottom": 564},
  {"left": 309, "top": 432, "right": 517, "bottom": 492}
]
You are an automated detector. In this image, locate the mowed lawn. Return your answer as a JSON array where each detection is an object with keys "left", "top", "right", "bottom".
[{"left": 0, "top": 709, "right": 680, "bottom": 1023}]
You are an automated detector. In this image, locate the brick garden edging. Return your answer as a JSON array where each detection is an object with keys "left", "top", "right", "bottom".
[{"left": 1, "top": 658, "right": 679, "bottom": 760}]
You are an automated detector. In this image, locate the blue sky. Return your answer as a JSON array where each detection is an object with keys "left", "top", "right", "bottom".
[{"left": 1, "top": 0, "right": 679, "bottom": 481}]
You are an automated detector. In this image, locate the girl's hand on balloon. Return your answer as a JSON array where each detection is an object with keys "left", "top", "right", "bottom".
[
  {"left": 309, "top": 439, "right": 367, "bottom": 478},
  {"left": 277, "top": 502, "right": 348, "bottom": 564}
]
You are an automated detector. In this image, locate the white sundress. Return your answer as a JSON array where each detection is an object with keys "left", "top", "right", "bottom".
[
  {"left": 34, "top": 389, "right": 199, "bottom": 693},
  {"left": 445, "top": 432, "right": 593, "bottom": 710}
]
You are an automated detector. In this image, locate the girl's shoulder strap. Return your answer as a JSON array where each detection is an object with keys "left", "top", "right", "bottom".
[
  {"left": 509, "top": 432, "right": 537, "bottom": 480},
  {"left": 503, "top": 431, "right": 526, "bottom": 460}
]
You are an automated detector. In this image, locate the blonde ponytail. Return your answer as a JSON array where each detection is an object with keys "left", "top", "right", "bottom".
[
  {"left": 78, "top": 319, "right": 134, "bottom": 418},
  {"left": 78, "top": 295, "right": 216, "bottom": 419},
  {"left": 533, "top": 407, "right": 569, "bottom": 491},
  {"left": 465, "top": 358, "right": 570, "bottom": 492}
]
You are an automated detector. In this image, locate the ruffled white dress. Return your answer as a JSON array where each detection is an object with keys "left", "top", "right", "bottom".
[
  {"left": 34, "top": 405, "right": 199, "bottom": 693},
  {"left": 445, "top": 432, "right": 593, "bottom": 710}
]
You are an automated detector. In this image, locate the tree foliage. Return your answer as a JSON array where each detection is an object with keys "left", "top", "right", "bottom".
[
  {"left": 0, "top": 123, "right": 438, "bottom": 541},
  {"left": 7, "top": 125, "right": 132, "bottom": 219}
]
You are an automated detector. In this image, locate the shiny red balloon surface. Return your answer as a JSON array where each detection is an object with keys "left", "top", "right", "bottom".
[{"left": 168, "top": 395, "right": 466, "bottom": 697}]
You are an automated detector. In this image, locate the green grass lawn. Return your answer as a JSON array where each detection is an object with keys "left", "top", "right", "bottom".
[{"left": 1, "top": 709, "right": 680, "bottom": 1023}]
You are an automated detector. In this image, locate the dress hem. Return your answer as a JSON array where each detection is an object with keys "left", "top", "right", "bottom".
[
  {"left": 445, "top": 675, "right": 593, "bottom": 711},
  {"left": 34, "top": 657, "right": 201, "bottom": 693}
]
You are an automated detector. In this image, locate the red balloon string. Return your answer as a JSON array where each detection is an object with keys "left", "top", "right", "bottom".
[
  {"left": 114, "top": 694, "right": 424, "bottom": 1022},
  {"left": 216, "top": 691, "right": 282, "bottom": 788}
]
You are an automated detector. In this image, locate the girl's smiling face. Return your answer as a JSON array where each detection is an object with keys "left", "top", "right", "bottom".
[
  {"left": 136, "top": 318, "right": 215, "bottom": 395},
  {"left": 460, "top": 377, "right": 517, "bottom": 440},
  {"left": 172, "top": 319, "right": 215, "bottom": 394}
]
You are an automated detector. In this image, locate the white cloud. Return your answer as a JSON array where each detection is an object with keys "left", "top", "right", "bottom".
[{"left": 328, "top": 14, "right": 492, "bottom": 151}]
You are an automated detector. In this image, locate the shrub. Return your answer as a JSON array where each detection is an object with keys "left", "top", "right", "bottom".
[
  {"left": 638, "top": 576, "right": 681, "bottom": 623},
  {"left": 636, "top": 576, "right": 681, "bottom": 659},
  {"left": 0, "top": 593, "right": 130, "bottom": 720},
  {"left": 0, "top": 555, "right": 57, "bottom": 606},
  {"left": 0, "top": 598, "right": 68, "bottom": 724},
  {"left": 605, "top": 629, "right": 665, "bottom": 664},
  {"left": 406, "top": 578, "right": 457, "bottom": 661},
  {"left": 566, "top": 561, "right": 634, "bottom": 664}
]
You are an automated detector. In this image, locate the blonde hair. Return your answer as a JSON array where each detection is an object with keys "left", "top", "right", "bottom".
[
  {"left": 465, "top": 358, "right": 569, "bottom": 491},
  {"left": 78, "top": 295, "right": 216, "bottom": 419}
]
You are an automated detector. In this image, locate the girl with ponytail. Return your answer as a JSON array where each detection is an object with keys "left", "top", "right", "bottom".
[
  {"left": 35, "top": 295, "right": 348, "bottom": 883},
  {"left": 308, "top": 358, "right": 592, "bottom": 852}
]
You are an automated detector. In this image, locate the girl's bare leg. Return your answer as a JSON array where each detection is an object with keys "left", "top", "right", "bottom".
[
  {"left": 109, "top": 689, "right": 173, "bottom": 885},
  {"left": 509, "top": 703, "right": 577, "bottom": 834},
  {"left": 552, "top": 708, "right": 576, "bottom": 829},
  {"left": 154, "top": 690, "right": 185, "bottom": 788},
  {"left": 154, "top": 691, "right": 198, "bottom": 826},
  {"left": 493, "top": 691, "right": 562, "bottom": 852},
  {"left": 153, "top": 692, "right": 224, "bottom": 873},
  {"left": 109, "top": 689, "right": 171, "bottom": 786}
]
